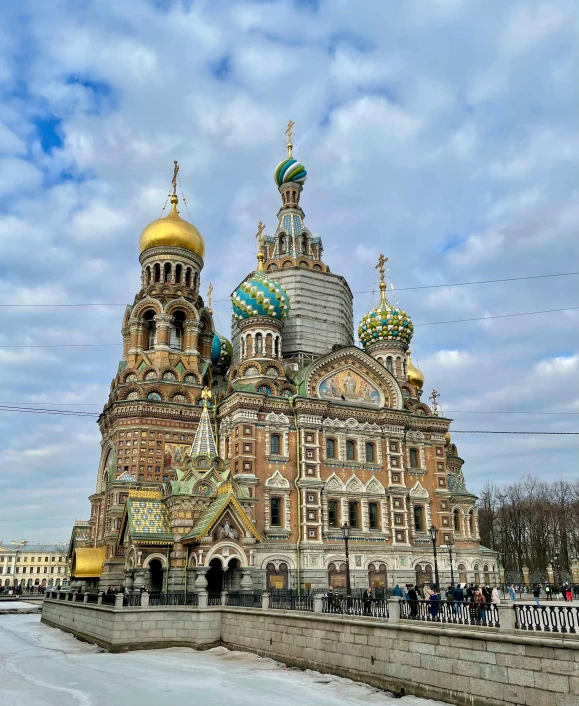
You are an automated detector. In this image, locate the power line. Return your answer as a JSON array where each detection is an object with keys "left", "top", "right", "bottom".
[
  {"left": 445, "top": 410, "right": 579, "bottom": 415},
  {"left": 452, "top": 431, "right": 578, "bottom": 435},
  {"left": 0, "top": 271, "right": 576, "bottom": 307},
  {"left": 0, "top": 305, "right": 576, "bottom": 348}
]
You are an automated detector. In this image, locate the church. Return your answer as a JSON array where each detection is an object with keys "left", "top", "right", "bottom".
[{"left": 67, "top": 126, "right": 498, "bottom": 595}]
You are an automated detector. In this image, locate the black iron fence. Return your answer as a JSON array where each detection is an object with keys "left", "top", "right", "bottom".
[
  {"left": 208, "top": 593, "right": 222, "bottom": 606},
  {"left": 322, "top": 596, "right": 389, "bottom": 618},
  {"left": 400, "top": 599, "right": 500, "bottom": 627},
  {"left": 149, "top": 592, "right": 198, "bottom": 606},
  {"left": 226, "top": 592, "right": 262, "bottom": 608},
  {"left": 86, "top": 592, "right": 99, "bottom": 604},
  {"left": 269, "top": 591, "right": 314, "bottom": 612},
  {"left": 123, "top": 593, "right": 142, "bottom": 607},
  {"left": 101, "top": 593, "right": 116, "bottom": 605},
  {"left": 515, "top": 604, "right": 579, "bottom": 633}
]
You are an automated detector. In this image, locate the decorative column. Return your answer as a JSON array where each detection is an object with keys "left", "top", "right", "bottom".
[
  {"left": 154, "top": 314, "right": 172, "bottom": 350},
  {"left": 240, "top": 570, "right": 254, "bottom": 592},
  {"left": 194, "top": 567, "right": 209, "bottom": 593},
  {"left": 183, "top": 319, "right": 200, "bottom": 356},
  {"left": 129, "top": 322, "right": 144, "bottom": 355}
]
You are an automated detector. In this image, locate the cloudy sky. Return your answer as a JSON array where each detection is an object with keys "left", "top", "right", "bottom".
[{"left": 0, "top": 0, "right": 577, "bottom": 544}]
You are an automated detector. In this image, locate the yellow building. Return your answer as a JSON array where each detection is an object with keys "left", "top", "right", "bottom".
[{"left": 0, "top": 543, "right": 69, "bottom": 591}]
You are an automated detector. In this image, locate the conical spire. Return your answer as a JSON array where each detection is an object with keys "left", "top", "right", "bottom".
[{"left": 190, "top": 388, "right": 217, "bottom": 458}]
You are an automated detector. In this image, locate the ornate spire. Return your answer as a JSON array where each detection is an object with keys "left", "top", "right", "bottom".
[
  {"left": 376, "top": 253, "right": 388, "bottom": 303},
  {"left": 429, "top": 389, "right": 440, "bottom": 416},
  {"left": 256, "top": 220, "right": 265, "bottom": 271},
  {"left": 207, "top": 283, "right": 213, "bottom": 314},
  {"left": 286, "top": 120, "right": 295, "bottom": 158},
  {"left": 191, "top": 388, "right": 217, "bottom": 458}
]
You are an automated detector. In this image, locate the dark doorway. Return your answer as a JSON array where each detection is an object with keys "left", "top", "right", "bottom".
[
  {"left": 225, "top": 558, "right": 242, "bottom": 591},
  {"left": 206, "top": 558, "right": 224, "bottom": 594},
  {"left": 149, "top": 559, "right": 164, "bottom": 593}
]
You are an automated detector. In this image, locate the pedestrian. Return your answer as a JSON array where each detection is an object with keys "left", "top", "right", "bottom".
[
  {"left": 474, "top": 588, "right": 486, "bottom": 622},
  {"left": 407, "top": 584, "right": 419, "bottom": 619},
  {"left": 491, "top": 586, "right": 500, "bottom": 605},
  {"left": 566, "top": 586, "right": 573, "bottom": 603},
  {"left": 533, "top": 584, "right": 541, "bottom": 606},
  {"left": 545, "top": 584, "right": 552, "bottom": 601},
  {"left": 428, "top": 588, "right": 440, "bottom": 620},
  {"left": 362, "top": 587, "right": 372, "bottom": 616},
  {"left": 423, "top": 584, "right": 434, "bottom": 601},
  {"left": 327, "top": 585, "right": 337, "bottom": 612},
  {"left": 508, "top": 584, "right": 516, "bottom": 602},
  {"left": 392, "top": 584, "right": 403, "bottom": 598}
]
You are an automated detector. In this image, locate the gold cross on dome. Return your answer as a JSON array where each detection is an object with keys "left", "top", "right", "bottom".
[
  {"left": 207, "top": 283, "right": 213, "bottom": 313},
  {"left": 285, "top": 120, "right": 295, "bottom": 157},
  {"left": 171, "top": 160, "right": 179, "bottom": 196},
  {"left": 256, "top": 220, "right": 265, "bottom": 248},
  {"left": 429, "top": 389, "right": 440, "bottom": 416},
  {"left": 376, "top": 253, "right": 388, "bottom": 283}
]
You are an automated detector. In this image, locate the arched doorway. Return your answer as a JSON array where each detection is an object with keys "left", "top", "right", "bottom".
[
  {"left": 149, "top": 559, "right": 164, "bottom": 593},
  {"left": 224, "top": 558, "right": 242, "bottom": 591},
  {"left": 458, "top": 564, "right": 467, "bottom": 584},
  {"left": 206, "top": 558, "right": 224, "bottom": 595},
  {"left": 368, "top": 563, "right": 388, "bottom": 597},
  {"left": 266, "top": 562, "right": 288, "bottom": 590},
  {"left": 328, "top": 562, "right": 347, "bottom": 591},
  {"left": 415, "top": 563, "right": 433, "bottom": 587}
]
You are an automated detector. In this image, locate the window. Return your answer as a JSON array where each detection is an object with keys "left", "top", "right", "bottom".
[
  {"left": 369, "top": 502, "right": 379, "bottom": 530},
  {"left": 414, "top": 506, "right": 424, "bottom": 532},
  {"left": 328, "top": 500, "right": 338, "bottom": 527},
  {"left": 255, "top": 333, "right": 263, "bottom": 354},
  {"left": 348, "top": 501, "right": 359, "bottom": 528},
  {"left": 453, "top": 509, "right": 460, "bottom": 531},
  {"left": 270, "top": 434, "right": 280, "bottom": 455},
  {"left": 270, "top": 497, "right": 281, "bottom": 527},
  {"left": 409, "top": 448, "right": 418, "bottom": 468},
  {"left": 365, "top": 442, "right": 375, "bottom": 463},
  {"left": 326, "top": 438, "right": 336, "bottom": 459},
  {"left": 346, "top": 440, "right": 356, "bottom": 461},
  {"left": 468, "top": 511, "right": 474, "bottom": 534},
  {"left": 386, "top": 357, "right": 393, "bottom": 373}
]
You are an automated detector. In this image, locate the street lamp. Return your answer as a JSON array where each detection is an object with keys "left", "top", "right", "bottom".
[
  {"left": 447, "top": 534, "right": 455, "bottom": 587},
  {"left": 341, "top": 522, "right": 352, "bottom": 598},
  {"left": 553, "top": 549, "right": 560, "bottom": 589},
  {"left": 429, "top": 525, "right": 440, "bottom": 590}
]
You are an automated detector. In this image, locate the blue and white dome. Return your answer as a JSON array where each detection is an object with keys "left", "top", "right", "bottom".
[
  {"left": 274, "top": 158, "right": 307, "bottom": 186},
  {"left": 232, "top": 270, "right": 290, "bottom": 321}
]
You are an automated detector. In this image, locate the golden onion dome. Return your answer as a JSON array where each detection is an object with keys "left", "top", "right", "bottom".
[
  {"left": 139, "top": 194, "right": 205, "bottom": 258},
  {"left": 406, "top": 349, "right": 424, "bottom": 390}
]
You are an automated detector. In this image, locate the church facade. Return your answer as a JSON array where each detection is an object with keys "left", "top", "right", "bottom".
[{"left": 68, "top": 134, "right": 498, "bottom": 595}]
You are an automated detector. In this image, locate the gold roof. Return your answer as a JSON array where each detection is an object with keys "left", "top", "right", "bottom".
[
  {"left": 406, "top": 350, "right": 424, "bottom": 390},
  {"left": 72, "top": 547, "right": 106, "bottom": 578},
  {"left": 139, "top": 194, "right": 205, "bottom": 258}
]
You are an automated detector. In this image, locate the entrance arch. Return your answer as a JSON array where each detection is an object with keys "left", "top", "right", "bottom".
[
  {"left": 149, "top": 559, "right": 164, "bottom": 593},
  {"left": 206, "top": 558, "right": 224, "bottom": 594}
]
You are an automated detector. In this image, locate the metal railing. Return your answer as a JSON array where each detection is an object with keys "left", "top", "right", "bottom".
[
  {"left": 101, "top": 593, "right": 116, "bottom": 605},
  {"left": 322, "top": 596, "right": 389, "bottom": 618},
  {"left": 226, "top": 592, "right": 262, "bottom": 608},
  {"left": 208, "top": 593, "right": 221, "bottom": 606},
  {"left": 86, "top": 592, "right": 99, "bottom": 604},
  {"left": 123, "top": 593, "right": 142, "bottom": 607},
  {"left": 148, "top": 592, "right": 198, "bottom": 607},
  {"left": 515, "top": 604, "right": 579, "bottom": 633},
  {"left": 269, "top": 592, "right": 314, "bottom": 612},
  {"left": 400, "top": 599, "right": 500, "bottom": 627}
]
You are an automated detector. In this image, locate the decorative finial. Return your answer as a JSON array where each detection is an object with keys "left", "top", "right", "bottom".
[
  {"left": 286, "top": 120, "right": 295, "bottom": 158},
  {"left": 172, "top": 160, "right": 179, "bottom": 196},
  {"left": 201, "top": 386, "right": 212, "bottom": 404},
  {"left": 376, "top": 253, "right": 388, "bottom": 301},
  {"left": 256, "top": 221, "right": 266, "bottom": 271},
  {"left": 429, "top": 389, "right": 440, "bottom": 416},
  {"left": 207, "top": 283, "right": 213, "bottom": 314}
]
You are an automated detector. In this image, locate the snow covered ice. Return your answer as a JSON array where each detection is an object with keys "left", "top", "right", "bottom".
[{"left": 0, "top": 614, "right": 445, "bottom": 706}]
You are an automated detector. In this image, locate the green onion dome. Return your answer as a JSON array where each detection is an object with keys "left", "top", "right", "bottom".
[
  {"left": 211, "top": 332, "right": 232, "bottom": 368},
  {"left": 232, "top": 254, "right": 290, "bottom": 321},
  {"left": 358, "top": 286, "right": 413, "bottom": 347},
  {"left": 274, "top": 157, "right": 307, "bottom": 186}
]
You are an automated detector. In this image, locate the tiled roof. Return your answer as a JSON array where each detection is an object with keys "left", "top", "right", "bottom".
[
  {"left": 126, "top": 497, "right": 172, "bottom": 541},
  {"left": 190, "top": 402, "right": 217, "bottom": 458}
]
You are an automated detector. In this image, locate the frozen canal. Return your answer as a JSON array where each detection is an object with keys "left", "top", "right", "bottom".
[{"left": 0, "top": 614, "right": 445, "bottom": 706}]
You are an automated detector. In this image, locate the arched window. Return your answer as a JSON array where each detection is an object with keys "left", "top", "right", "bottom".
[
  {"left": 225, "top": 436, "right": 230, "bottom": 459},
  {"left": 241, "top": 337, "right": 246, "bottom": 360},
  {"left": 170, "top": 311, "right": 185, "bottom": 350},
  {"left": 326, "top": 438, "right": 336, "bottom": 459},
  {"left": 346, "top": 440, "right": 356, "bottom": 461},
  {"left": 365, "top": 442, "right": 375, "bottom": 462},
  {"left": 458, "top": 564, "right": 467, "bottom": 583},
  {"left": 274, "top": 337, "right": 280, "bottom": 358},
  {"left": 474, "top": 564, "right": 480, "bottom": 584},
  {"left": 153, "top": 263, "right": 161, "bottom": 283},
  {"left": 328, "top": 499, "right": 338, "bottom": 527},
  {"left": 369, "top": 502, "right": 379, "bottom": 530},
  {"left": 280, "top": 235, "right": 286, "bottom": 254},
  {"left": 270, "top": 497, "right": 281, "bottom": 527},
  {"left": 395, "top": 357, "right": 403, "bottom": 377},
  {"left": 453, "top": 509, "right": 460, "bottom": 532},
  {"left": 414, "top": 506, "right": 424, "bottom": 532},
  {"left": 175, "top": 263, "right": 182, "bottom": 283},
  {"left": 146, "top": 266, "right": 152, "bottom": 285},
  {"left": 301, "top": 235, "right": 307, "bottom": 254},
  {"left": 143, "top": 310, "right": 156, "bottom": 350},
  {"left": 270, "top": 433, "right": 281, "bottom": 455},
  {"left": 348, "top": 501, "right": 359, "bottom": 528},
  {"left": 163, "top": 262, "right": 171, "bottom": 282},
  {"left": 386, "top": 357, "right": 393, "bottom": 373},
  {"left": 468, "top": 511, "right": 474, "bottom": 534},
  {"left": 484, "top": 565, "right": 490, "bottom": 584},
  {"left": 255, "top": 333, "right": 263, "bottom": 355},
  {"left": 409, "top": 448, "right": 418, "bottom": 468},
  {"left": 185, "top": 268, "right": 191, "bottom": 287}
]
